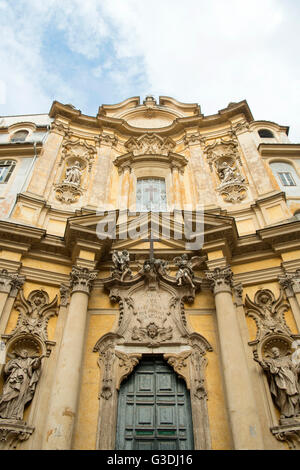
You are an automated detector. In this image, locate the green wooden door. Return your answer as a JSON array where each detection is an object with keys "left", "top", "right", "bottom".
[{"left": 116, "top": 356, "right": 194, "bottom": 450}]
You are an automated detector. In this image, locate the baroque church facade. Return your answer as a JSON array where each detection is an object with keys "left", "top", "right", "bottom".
[{"left": 0, "top": 95, "right": 299, "bottom": 450}]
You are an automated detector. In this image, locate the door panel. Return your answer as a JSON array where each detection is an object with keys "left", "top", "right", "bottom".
[{"left": 116, "top": 357, "right": 194, "bottom": 450}]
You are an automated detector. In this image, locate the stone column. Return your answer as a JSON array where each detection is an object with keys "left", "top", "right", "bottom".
[
  {"left": 279, "top": 270, "right": 300, "bottom": 331},
  {"left": 43, "top": 266, "right": 97, "bottom": 450},
  {"left": 0, "top": 270, "right": 25, "bottom": 333},
  {"left": 206, "top": 267, "right": 264, "bottom": 449}
]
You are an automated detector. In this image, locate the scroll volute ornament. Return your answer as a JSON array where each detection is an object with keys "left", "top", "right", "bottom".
[
  {"left": 3, "top": 289, "right": 58, "bottom": 354},
  {"left": 245, "top": 288, "right": 291, "bottom": 344}
]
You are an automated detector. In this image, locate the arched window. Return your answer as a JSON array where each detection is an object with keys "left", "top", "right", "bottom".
[
  {"left": 270, "top": 161, "right": 299, "bottom": 190},
  {"left": 0, "top": 160, "right": 16, "bottom": 183},
  {"left": 136, "top": 178, "right": 167, "bottom": 211},
  {"left": 10, "top": 130, "right": 29, "bottom": 143},
  {"left": 258, "top": 129, "right": 274, "bottom": 138}
]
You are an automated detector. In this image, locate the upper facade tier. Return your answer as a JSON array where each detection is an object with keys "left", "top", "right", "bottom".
[{"left": 0, "top": 96, "right": 298, "bottom": 237}]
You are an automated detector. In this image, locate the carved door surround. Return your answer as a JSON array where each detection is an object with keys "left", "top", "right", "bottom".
[{"left": 93, "top": 259, "right": 213, "bottom": 450}]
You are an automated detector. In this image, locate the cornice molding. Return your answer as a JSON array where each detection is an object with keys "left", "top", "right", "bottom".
[
  {"left": 258, "top": 143, "right": 300, "bottom": 157},
  {"left": 48, "top": 99, "right": 253, "bottom": 138},
  {"left": 0, "top": 142, "right": 43, "bottom": 157}
]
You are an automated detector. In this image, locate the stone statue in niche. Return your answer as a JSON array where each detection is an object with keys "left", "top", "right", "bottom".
[
  {"left": 63, "top": 160, "right": 82, "bottom": 185},
  {"left": 173, "top": 254, "right": 205, "bottom": 289},
  {"left": 254, "top": 347, "right": 300, "bottom": 419},
  {"left": 112, "top": 250, "right": 132, "bottom": 281},
  {"left": 0, "top": 349, "right": 45, "bottom": 421}
]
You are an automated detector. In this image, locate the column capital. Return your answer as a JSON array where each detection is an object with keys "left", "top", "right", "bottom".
[
  {"left": 60, "top": 284, "right": 70, "bottom": 306},
  {"left": 278, "top": 269, "right": 300, "bottom": 296},
  {"left": 0, "top": 269, "right": 25, "bottom": 296},
  {"left": 205, "top": 266, "right": 233, "bottom": 295},
  {"left": 232, "top": 283, "right": 243, "bottom": 307},
  {"left": 70, "top": 266, "right": 98, "bottom": 295}
]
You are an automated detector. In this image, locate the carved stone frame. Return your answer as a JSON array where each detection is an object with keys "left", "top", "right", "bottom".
[{"left": 93, "top": 270, "right": 213, "bottom": 450}]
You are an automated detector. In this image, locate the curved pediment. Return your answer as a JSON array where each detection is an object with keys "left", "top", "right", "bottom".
[
  {"left": 113, "top": 150, "right": 188, "bottom": 173},
  {"left": 98, "top": 95, "right": 199, "bottom": 129}
]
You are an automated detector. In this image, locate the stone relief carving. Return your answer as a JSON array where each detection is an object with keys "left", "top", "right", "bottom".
[
  {"left": 254, "top": 346, "right": 300, "bottom": 420},
  {"left": 125, "top": 133, "right": 175, "bottom": 156},
  {"left": 111, "top": 250, "right": 132, "bottom": 281},
  {"left": 115, "top": 350, "right": 142, "bottom": 391},
  {"left": 203, "top": 138, "right": 247, "bottom": 203},
  {"left": 131, "top": 321, "right": 173, "bottom": 347},
  {"left": 93, "top": 252, "right": 213, "bottom": 450},
  {"left": 59, "top": 137, "right": 96, "bottom": 170},
  {"left": 70, "top": 266, "right": 98, "bottom": 294},
  {"left": 245, "top": 289, "right": 291, "bottom": 344},
  {"left": 2, "top": 289, "right": 58, "bottom": 355},
  {"left": 174, "top": 254, "right": 206, "bottom": 289},
  {"left": 205, "top": 266, "right": 234, "bottom": 294},
  {"left": 245, "top": 286, "right": 300, "bottom": 449},
  {"left": 0, "top": 270, "right": 25, "bottom": 295},
  {"left": 55, "top": 160, "right": 84, "bottom": 204},
  {"left": 0, "top": 350, "right": 45, "bottom": 421},
  {"left": 278, "top": 269, "right": 300, "bottom": 297},
  {"left": 0, "top": 342, "right": 46, "bottom": 449},
  {"left": 0, "top": 287, "right": 59, "bottom": 448},
  {"left": 59, "top": 284, "right": 70, "bottom": 307},
  {"left": 54, "top": 136, "right": 96, "bottom": 204}
]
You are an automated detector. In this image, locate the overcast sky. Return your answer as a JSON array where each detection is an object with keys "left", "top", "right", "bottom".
[{"left": 0, "top": 0, "right": 299, "bottom": 141}]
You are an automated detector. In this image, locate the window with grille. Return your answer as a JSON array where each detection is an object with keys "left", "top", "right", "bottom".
[
  {"left": 136, "top": 178, "right": 167, "bottom": 212},
  {"left": 11, "top": 130, "right": 29, "bottom": 142},
  {"left": 277, "top": 172, "right": 296, "bottom": 187},
  {"left": 0, "top": 160, "right": 16, "bottom": 183}
]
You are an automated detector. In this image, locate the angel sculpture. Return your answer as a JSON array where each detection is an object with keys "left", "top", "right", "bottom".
[
  {"left": 173, "top": 254, "right": 206, "bottom": 289},
  {"left": 112, "top": 250, "right": 132, "bottom": 281}
]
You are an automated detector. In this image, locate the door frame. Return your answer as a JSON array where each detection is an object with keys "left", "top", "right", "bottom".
[
  {"left": 115, "top": 354, "right": 195, "bottom": 450},
  {"left": 94, "top": 337, "right": 212, "bottom": 450}
]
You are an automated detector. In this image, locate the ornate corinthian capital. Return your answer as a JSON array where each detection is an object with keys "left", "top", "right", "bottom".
[
  {"left": 278, "top": 269, "right": 300, "bottom": 296},
  {"left": 0, "top": 270, "right": 25, "bottom": 296},
  {"left": 205, "top": 266, "right": 233, "bottom": 294},
  {"left": 70, "top": 266, "right": 98, "bottom": 295}
]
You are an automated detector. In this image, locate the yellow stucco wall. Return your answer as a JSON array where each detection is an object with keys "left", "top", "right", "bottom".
[
  {"left": 188, "top": 314, "right": 232, "bottom": 450},
  {"left": 73, "top": 314, "right": 116, "bottom": 450}
]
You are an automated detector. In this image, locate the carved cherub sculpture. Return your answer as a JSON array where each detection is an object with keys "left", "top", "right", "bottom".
[
  {"left": 112, "top": 250, "right": 132, "bottom": 281},
  {"left": 173, "top": 254, "right": 206, "bottom": 289},
  {"left": 245, "top": 289, "right": 291, "bottom": 343}
]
